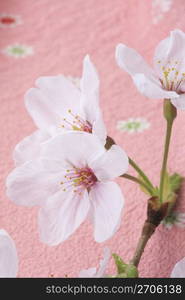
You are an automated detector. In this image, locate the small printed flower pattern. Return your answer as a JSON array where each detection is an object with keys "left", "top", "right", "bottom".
[
  {"left": 152, "top": 0, "right": 173, "bottom": 24},
  {"left": 2, "top": 44, "right": 34, "bottom": 58},
  {"left": 162, "top": 211, "right": 185, "bottom": 230},
  {"left": 0, "top": 14, "right": 22, "bottom": 28},
  {"left": 117, "top": 118, "right": 150, "bottom": 133}
]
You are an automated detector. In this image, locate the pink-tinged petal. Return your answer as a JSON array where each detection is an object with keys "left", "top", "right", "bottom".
[
  {"left": 116, "top": 44, "right": 155, "bottom": 78},
  {"left": 25, "top": 75, "right": 81, "bottom": 135},
  {"left": 154, "top": 30, "right": 185, "bottom": 75},
  {"left": 25, "top": 88, "right": 59, "bottom": 134},
  {"left": 166, "top": 30, "right": 185, "bottom": 62},
  {"left": 133, "top": 73, "right": 179, "bottom": 99},
  {"left": 79, "top": 267, "right": 97, "bottom": 278},
  {"left": 154, "top": 36, "right": 170, "bottom": 63},
  {"left": 80, "top": 56, "right": 107, "bottom": 143},
  {"left": 92, "top": 111, "right": 107, "bottom": 145},
  {"left": 89, "top": 145, "right": 128, "bottom": 181},
  {"left": 36, "top": 75, "right": 81, "bottom": 116},
  {"left": 0, "top": 230, "right": 18, "bottom": 278},
  {"left": 90, "top": 182, "right": 124, "bottom": 242},
  {"left": 171, "top": 258, "right": 185, "bottom": 278},
  {"left": 155, "top": 30, "right": 185, "bottom": 62},
  {"left": 13, "top": 130, "right": 50, "bottom": 166},
  {"left": 41, "top": 132, "right": 105, "bottom": 169},
  {"left": 6, "top": 160, "right": 63, "bottom": 207},
  {"left": 96, "top": 247, "right": 111, "bottom": 277},
  {"left": 171, "top": 94, "right": 185, "bottom": 110},
  {"left": 38, "top": 189, "right": 90, "bottom": 245},
  {"left": 80, "top": 55, "right": 99, "bottom": 122}
]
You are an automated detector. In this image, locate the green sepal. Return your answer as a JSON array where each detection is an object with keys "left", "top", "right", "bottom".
[
  {"left": 163, "top": 99, "right": 177, "bottom": 122},
  {"left": 125, "top": 264, "right": 139, "bottom": 278},
  {"left": 115, "top": 264, "right": 139, "bottom": 278},
  {"left": 112, "top": 254, "right": 139, "bottom": 278},
  {"left": 162, "top": 172, "right": 183, "bottom": 203},
  {"left": 112, "top": 253, "right": 127, "bottom": 274},
  {"left": 169, "top": 173, "right": 184, "bottom": 193}
]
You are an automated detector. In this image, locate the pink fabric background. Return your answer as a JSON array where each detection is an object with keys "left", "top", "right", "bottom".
[{"left": 1, "top": 0, "right": 185, "bottom": 277}]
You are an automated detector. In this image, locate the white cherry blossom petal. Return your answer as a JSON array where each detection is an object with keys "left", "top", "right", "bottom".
[
  {"left": 154, "top": 36, "right": 170, "bottom": 63},
  {"left": 80, "top": 56, "right": 107, "bottom": 143},
  {"left": 41, "top": 132, "right": 105, "bottom": 169},
  {"left": 166, "top": 30, "right": 185, "bottom": 63},
  {"left": 25, "top": 88, "right": 59, "bottom": 134},
  {"left": 89, "top": 145, "right": 128, "bottom": 181},
  {"left": 90, "top": 182, "right": 124, "bottom": 242},
  {"left": 6, "top": 160, "right": 63, "bottom": 207},
  {"left": 133, "top": 73, "right": 178, "bottom": 99},
  {"left": 154, "top": 30, "right": 185, "bottom": 78},
  {"left": 79, "top": 267, "right": 97, "bottom": 278},
  {"left": 35, "top": 75, "right": 81, "bottom": 116},
  {"left": 92, "top": 111, "right": 107, "bottom": 145},
  {"left": 171, "top": 94, "right": 185, "bottom": 110},
  {"left": 13, "top": 130, "right": 49, "bottom": 166},
  {"left": 80, "top": 55, "right": 99, "bottom": 121},
  {"left": 0, "top": 230, "right": 18, "bottom": 278},
  {"left": 171, "top": 257, "right": 185, "bottom": 278},
  {"left": 96, "top": 247, "right": 111, "bottom": 277},
  {"left": 116, "top": 44, "right": 155, "bottom": 78},
  {"left": 154, "top": 30, "right": 185, "bottom": 69},
  {"left": 38, "top": 189, "right": 90, "bottom": 245}
]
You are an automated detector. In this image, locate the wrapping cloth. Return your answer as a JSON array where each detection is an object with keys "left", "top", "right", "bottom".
[{"left": 0, "top": 0, "right": 185, "bottom": 277}]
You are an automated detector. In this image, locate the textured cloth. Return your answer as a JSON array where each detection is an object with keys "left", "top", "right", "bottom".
[{"left": 0, "top": 0, "right": 185, "bottom": 277}]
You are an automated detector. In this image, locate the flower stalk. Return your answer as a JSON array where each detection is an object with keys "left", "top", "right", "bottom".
[
  {"left": 121, "top": 173, "right": 154, "bottom": 195},
  {"left": 129, "top": 157, "right": 154, "bottom": 191},
  {"left": 159, "top": 99, "right": 177, "bottom": 202}
]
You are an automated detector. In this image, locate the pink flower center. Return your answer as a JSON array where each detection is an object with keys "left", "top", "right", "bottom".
[
  {"left": 1, "top": 16, "right": 15, "bottom": 24},
  {"left": 157, "top": 60, "right": 185, "bottom": 93},
  {"left": 61, "top": 167, "right": 97, "bottom": 195},
  {"left": 61, "top": 109, "right": 92, "bottom": 133}
]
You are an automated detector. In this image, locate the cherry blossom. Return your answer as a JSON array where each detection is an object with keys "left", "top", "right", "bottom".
[
  {"left": 7, "top": 132, "right": 128, "bottom": 245},
  {"left": 14, "top": 55, "right": 106, "bottom": 166},
  {"left": 116, "top": 29, "right": 185, "bottom": 110}
]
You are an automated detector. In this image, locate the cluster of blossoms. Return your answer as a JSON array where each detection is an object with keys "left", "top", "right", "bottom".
[
  {"left": 1, "top": 29, "right": 185, "bottom": 278},
  {"left": 6, "top": 55, "right": 129, "bottom": 246}
]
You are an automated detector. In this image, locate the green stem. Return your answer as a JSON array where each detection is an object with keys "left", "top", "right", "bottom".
[
  {"left": 159, "top": 121, "right": 173, "bottom": 201},
  {"left": 129, "top": 157, "right": 154, "bottom": 190},
  {"left": 121, "top": 173, "right": 153, "bottom": 195},
  {"left": 159, "top": 99, "right": 177, "bottom": 202}
]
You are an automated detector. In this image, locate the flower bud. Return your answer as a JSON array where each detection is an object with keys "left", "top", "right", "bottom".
[{"left": 163, "top": 99, "right": 177, "bottom": 122}]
